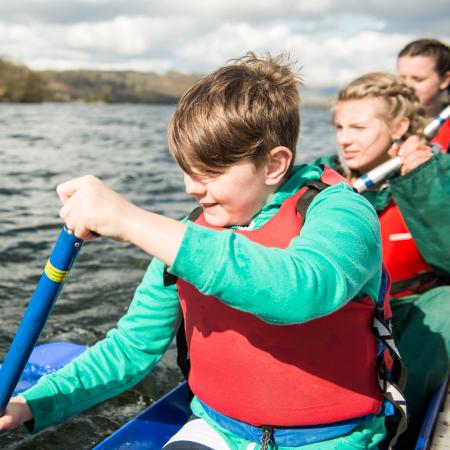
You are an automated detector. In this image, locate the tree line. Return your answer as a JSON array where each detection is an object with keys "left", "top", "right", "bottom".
[
  {"left": 0, "top": 57, "right": 201, "bottom": 104},
  {"left": 0, "top": 58, "right": 50, "bottom": 102},
  {"left": 0, "top": 57, "right": 332, "bottom": 106}
]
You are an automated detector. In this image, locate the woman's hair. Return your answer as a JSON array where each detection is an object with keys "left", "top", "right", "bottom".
[
  {"left": 398, "top": 38, "right": 450, "bottom": 78},
  {"left": 335, "top": 72, "right": 426, "bottom": 139},
  {"left": 168, "top": 52, "right": 302, "bottom": 176}
]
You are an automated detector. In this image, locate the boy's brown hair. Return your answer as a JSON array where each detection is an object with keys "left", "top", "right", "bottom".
[{"left": 168, "top": 52, "right": 302, "bottom": 176}]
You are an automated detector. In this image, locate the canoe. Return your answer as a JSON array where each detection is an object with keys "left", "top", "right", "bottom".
[
  {"left": 2, "top": 342, "right": 87, "bottom": 397},
  {"left": 2, "top": 342, "right": 448, "bottom": 449},
  {"left": 93, "top": 382, "right": 190, "bottom": 449},
  {"left": 0, "top": 342, "right": 188, "bottom": 448},
  {"left": 93, "top": 376, "right": 450, "bottom": 449},
  {"left": 415, "top": 374, "right": 449, "bottom": 450}
]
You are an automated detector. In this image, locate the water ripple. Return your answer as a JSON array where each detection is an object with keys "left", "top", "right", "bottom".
[{"left": 0, "top": 103, "right": 336, "bottom": 450}]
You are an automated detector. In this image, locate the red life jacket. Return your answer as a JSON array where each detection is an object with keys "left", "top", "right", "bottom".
[
  {"left": 176, "top": 167, "right": 390, "bottom": 427},
  {"left": 431, "top": 118, "right": 450, "bottom": 153},
  {"left": 380, "top": 117, "right": 446, "bottom": 294},
  {"left": 380, "top": 199, "right": 437, "bottom": 296}
]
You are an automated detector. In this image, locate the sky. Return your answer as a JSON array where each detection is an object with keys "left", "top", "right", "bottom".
[{"left": 0, "top": 0, "right": 449, "bottom": 88}]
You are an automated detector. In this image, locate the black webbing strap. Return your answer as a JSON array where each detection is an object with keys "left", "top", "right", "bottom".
[
  {"left": 295, "top": 180, "right": 330, "bottom": 218},
  {"left": 163, "top": 206, "right": 203, "bottom": 383},
  {"left": 390, "top": 271, "right": 438, "bottom": 295},
  {"left": 163, "top": 270, "right": 178, "bottom": 287},
  {"left": 187, "top": 206, "right": 204, "bottom": 222},
  {"left": 373, "top": 308, "right": 408, "bottom": 448},
  {"left": 176, "top": 318, "right": 190, "bottom": 379},
  {"left": 163, "top": 206, "right": 203, "bottom": 287}
]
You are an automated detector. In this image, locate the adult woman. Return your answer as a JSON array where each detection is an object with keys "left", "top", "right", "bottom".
[
  {"left": 397, "top": 38, "right": 450, "bottom": 151},
  {"left": 312, "top": 72, "right": 450, "bottom": 448}
]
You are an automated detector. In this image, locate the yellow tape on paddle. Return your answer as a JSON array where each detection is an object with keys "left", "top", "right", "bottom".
[{"left": 44, "top": 260, "right": 68, "bottom": 283}]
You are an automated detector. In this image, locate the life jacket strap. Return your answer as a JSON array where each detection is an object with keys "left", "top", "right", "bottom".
[
  {"left": 373, "top": 306, "right": 408, "bottom": 448},
  {"left": 163, "top": 207, "right": 203, "bottom": 287},
  {"left": 390, "top": 271, "right": 438, "bottom": 296},
  {"left": 260, "top": 425, "right": 273, "bottom": 450},
  {"left": 295, "top": 180, "right": 329, "bottom": 218},
  {"left": 197, "top": 399, "right": 371, "bottom": 447}
]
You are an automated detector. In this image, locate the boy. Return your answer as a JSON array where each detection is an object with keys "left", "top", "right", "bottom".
[{"left": 1, "top": 54, "right": 393, "bottom": 449}]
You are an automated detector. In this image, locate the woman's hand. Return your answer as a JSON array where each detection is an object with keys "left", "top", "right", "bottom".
[
  {"left": 57, "top": 175, "right": 138, "bottom": 241},
  {"left": 388, "top": 135, "right": 434, "bottom": 176},
  {"left": 0, "top": 397, "right": 33, "bottom": 431}
]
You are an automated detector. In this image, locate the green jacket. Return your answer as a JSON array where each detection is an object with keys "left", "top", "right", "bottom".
[
  {"left": 22, "top": 164, "right": 385, "bottom": 449},
  {"left": 312, "top": 154, "right": 450, "bottom": 276}
]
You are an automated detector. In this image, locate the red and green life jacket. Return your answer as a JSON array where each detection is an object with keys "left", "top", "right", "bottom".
[
  {"left": 165, "top": 166, "right": 406, "bottom": 445},
  {"left": 380, "top": 200, "right": 437, "bottom": 297},
  {"left": 379, "top": 118, "right": 447, "bottom": 294}
]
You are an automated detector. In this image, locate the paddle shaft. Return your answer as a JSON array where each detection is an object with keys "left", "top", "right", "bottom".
[
  {"left": 423, "top": 105, "right": 450, "bottom": 138},
  {"left": 0, "top": 227, "right": 83, "bottom": 416},
  {"left": 353, "top": 106, "right": 449, "bottom": 193}
]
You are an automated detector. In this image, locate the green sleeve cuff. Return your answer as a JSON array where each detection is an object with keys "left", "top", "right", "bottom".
[{"left": 20, "top": 378, "right": 61, "bottom": 433}]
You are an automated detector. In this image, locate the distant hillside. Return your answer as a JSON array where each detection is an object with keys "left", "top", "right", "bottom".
[
  {"left": 0, "top": 57, "right": 50, "bottom": 102},
  {"left": 300, "top": 86, "right": 336, "bottom": 107},
  {"left": 0, "top": 57, "right": 203, "bottom": 104},
  {"left": 0, "top": 57, "right": 334, "bottom": 106},
  {"left": 40, "top": 69, "right": 203, "bottom": 104}
]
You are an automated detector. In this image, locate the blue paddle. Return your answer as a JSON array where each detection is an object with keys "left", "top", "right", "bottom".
[{"left": 0, "top": 227, "right": 83, "bottom": 416}]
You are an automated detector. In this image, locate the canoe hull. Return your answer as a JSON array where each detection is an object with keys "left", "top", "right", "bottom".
[{"left": 93, "top": 382, "right": 191, "bottom": 449}]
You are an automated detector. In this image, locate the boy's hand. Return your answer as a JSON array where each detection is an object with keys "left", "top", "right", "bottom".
[
  {"left": 0, "top": 397, "right": 33, "bottom": 431},
  {"left": 57, "top": 175, "right": 138, "bottom": 241},
  {"left": 58, "top": 175, "right": 186, "bottom": 265},
  {"left": 388, "top": 135, "right": 433, "bottom": 176}
]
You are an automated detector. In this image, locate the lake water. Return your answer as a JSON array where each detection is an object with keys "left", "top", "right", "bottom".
[{"left": 0, "top": 103, "right": 336, "bottom": 449}]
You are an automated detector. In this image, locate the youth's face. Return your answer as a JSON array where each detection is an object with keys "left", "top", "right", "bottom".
[
  {"left": 184, "top": 161, "right": 272, "bottom": 227},
  {"left": 397, "top": 55, "right": 449, "bottom": 115},
  {"left": 334, "top": 99, "right": 393, "bottom": 173}
]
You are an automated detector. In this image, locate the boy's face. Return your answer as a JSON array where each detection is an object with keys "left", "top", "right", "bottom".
[{"left": 184, "top": 161, "right": 273, "bottom": 227}]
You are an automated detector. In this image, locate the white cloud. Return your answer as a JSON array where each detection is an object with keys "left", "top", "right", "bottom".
[
  {"left": 0, "top": 1, "right": 448, "bottom": 87},
  {"left": 65, "top": 16, "right": 192, "bottom": 55},
  {"left": 300, "top": 32, "right": 411, "bottom": 86},
  {"left": 176, "top": 22, "right": 294, "bottom": 67}
]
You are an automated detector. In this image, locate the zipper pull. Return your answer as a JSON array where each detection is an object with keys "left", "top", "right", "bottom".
[{"left": 260, "top": 425, "right": 273, "bottom": 450}]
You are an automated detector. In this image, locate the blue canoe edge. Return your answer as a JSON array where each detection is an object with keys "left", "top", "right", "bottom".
[
  {"left": 94, "top": 376, "right": 450, "bottom": 449},
  {"left": 93, "top": 381, "right": 191, "bottom": 450},
  {"left": 415, "top": 373, "right": 449, "bottom": 450},
  {"left": 93, "top": 375, "right": 450, "bottom": 449},
  {"left": 2, "top": 343, "right": 448, "bottom": 449}
]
